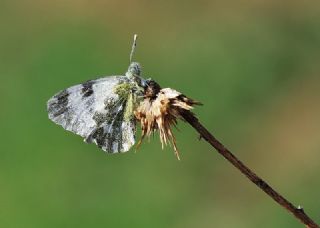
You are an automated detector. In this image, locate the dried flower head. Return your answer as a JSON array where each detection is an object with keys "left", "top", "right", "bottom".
[{"left": 135, "top": 80, "right": 201, "bottom": 160}]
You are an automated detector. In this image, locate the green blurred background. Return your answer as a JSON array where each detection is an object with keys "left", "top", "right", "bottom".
[{"left": 1, "top": 0, "right": 320, "bottom": 227}]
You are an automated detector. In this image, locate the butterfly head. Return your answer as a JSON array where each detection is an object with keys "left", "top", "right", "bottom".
[{"left": 126, "top": 62, "right": 141, "bottom": 78}]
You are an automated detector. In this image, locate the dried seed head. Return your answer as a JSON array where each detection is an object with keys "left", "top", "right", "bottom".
[{"left": 134, "top": 80, "right": 201, "bottom": 160}]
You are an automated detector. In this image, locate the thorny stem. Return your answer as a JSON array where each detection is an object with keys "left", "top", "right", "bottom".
[{"left": 181, "top": 110, "right": 319, "bottom": 228}]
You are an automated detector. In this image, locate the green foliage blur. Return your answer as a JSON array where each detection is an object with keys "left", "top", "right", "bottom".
[{"left": 1, "top": 1, "right": 319, "bottom": 227}]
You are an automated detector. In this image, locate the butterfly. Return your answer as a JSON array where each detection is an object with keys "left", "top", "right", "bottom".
[{"left": 47, "top": 58, "right": 151, "bottom": 153}]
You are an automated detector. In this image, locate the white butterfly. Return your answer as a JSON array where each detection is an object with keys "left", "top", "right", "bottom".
[{"left": 47, "top": 61, "right": 147, "bottom": 153}]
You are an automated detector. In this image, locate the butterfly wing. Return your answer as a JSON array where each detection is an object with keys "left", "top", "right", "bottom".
[
  {"left": 84, "top": 102, "right": 136, "bottom": 153},
  {"left": 47, "top": 76, "right": 136, "bottom": 153}
]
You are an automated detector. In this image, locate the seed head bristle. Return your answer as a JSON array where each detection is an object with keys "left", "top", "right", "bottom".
[{"left": 134, "top": 85, "right": 199, "bottom": 160}]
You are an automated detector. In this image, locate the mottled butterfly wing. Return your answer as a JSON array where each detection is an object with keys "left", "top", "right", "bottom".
[{"left": 47, "top": 76, "right": 136, "bottom": 153}]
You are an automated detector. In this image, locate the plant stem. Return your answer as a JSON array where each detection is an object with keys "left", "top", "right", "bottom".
[{"left": 181, "top": 110, "right": 319, "bottom": 228}]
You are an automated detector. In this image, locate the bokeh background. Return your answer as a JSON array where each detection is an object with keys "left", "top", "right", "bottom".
[{"left": 1, "top": 0, "right": 320, "bottom": 227}]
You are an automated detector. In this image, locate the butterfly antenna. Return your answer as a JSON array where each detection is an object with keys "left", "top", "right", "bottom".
[{"left": 129, "top": 34, "right": 138, "bottom": 63}]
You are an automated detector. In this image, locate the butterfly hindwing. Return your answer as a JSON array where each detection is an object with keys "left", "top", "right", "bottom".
[
  {"left": 47, "top": 75, "right": 136, "bottom": 153},
  {"left": 85, "top": 103, "right": 136, "bottom": 153}
]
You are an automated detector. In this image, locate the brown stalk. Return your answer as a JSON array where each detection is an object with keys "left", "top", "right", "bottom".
[{"left": 181, "top": 110, "right": 319, "bottom": 228}]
